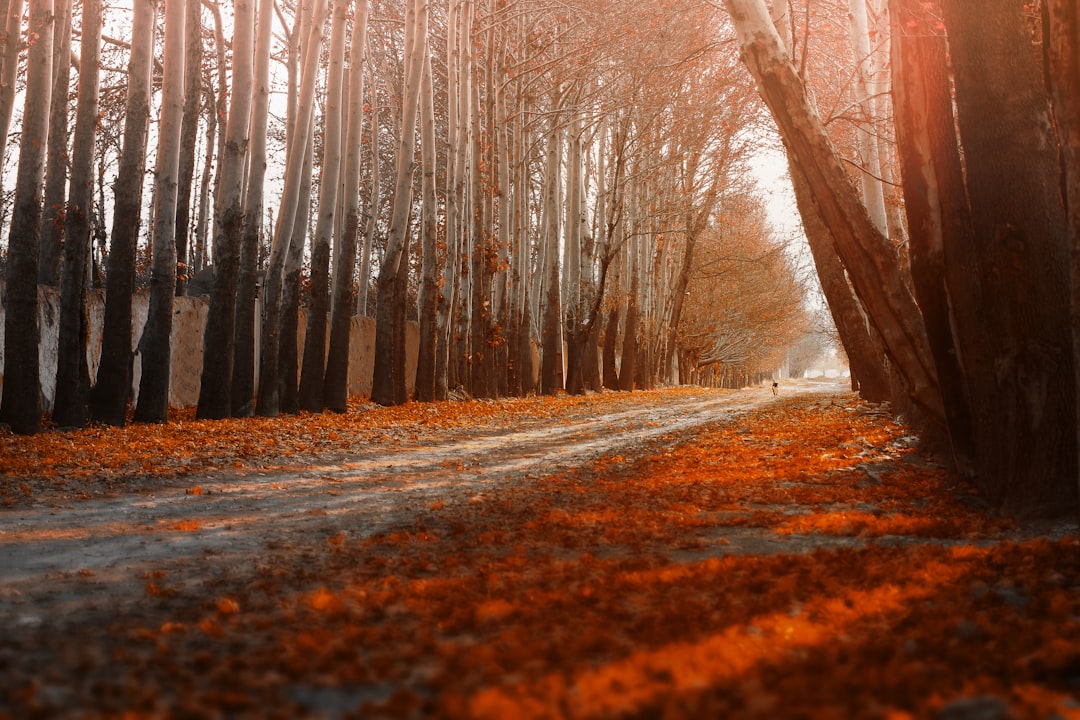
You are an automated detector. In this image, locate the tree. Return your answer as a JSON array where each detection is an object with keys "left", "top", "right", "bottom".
[
  {"left": 37, "top": 0, "right": 72, "bottom": 287},
  {"left": 174, "top": 0, "right": 204, "bottom": 296},
  {"left": 299, "top": 0, "right": 349, "bottom": 413},
  {"left": 257, "top": 0, "right": 327, "bottom": 416},
  {"left": 324, "top": 0, "right": 370, "bottom": 412},
  {"left": 0, "top": 0, "right": 52, "bottom": 434},
  {"left": 230, "top": 0, "right": 274, "bottom": 417},
  {"left": 134, "top": 0, "right": 187, "bottom": 423},
  {"left": 53, "top": 0, "right": 103, "bottom": 429},
  {"left": 90, "top": 0, "right": 155, "bottom": 426},
  {"left": 370, "top": 0, "right": 427, "bottom": 406},
  {"left": 197, "top": 0, "right": 255, "bottom": 420}
]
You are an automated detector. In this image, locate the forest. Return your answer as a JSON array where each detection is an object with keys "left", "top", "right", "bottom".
[{"left": 1, "top": 0, "right": 1079, "bottom": 523}]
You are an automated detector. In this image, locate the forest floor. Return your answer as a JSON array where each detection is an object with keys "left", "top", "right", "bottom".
[{"left": 2, "top": 381, "right": 1080, "bottom": 719}]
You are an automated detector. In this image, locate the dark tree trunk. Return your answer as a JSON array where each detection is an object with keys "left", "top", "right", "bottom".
[
  {"left": 937, "top": 0, "right": 1076, "bottom": 516},
  {"left": 53, "top": 0, "right": 102, "bottom": 429},
  {"left": 619, "top": 299, "right": 638, "bottom": 392},
  {"left": 38, "top": 0, "right": 71, "bottom": 288},
  {"left": 92, "top": 0, "right": 154, "bottom": 427}
]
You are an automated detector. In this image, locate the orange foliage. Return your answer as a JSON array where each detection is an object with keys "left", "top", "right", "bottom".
[{"left": 3, "top": 389, "right": 1078, "bottom": 718}]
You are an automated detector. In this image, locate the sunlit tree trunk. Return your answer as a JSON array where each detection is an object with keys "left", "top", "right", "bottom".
[
  {"left": 91, "top": 0, "right": 153, "bottom": 427},
  {"left": 0, "top": 0, "right": 51, "bottom": 434},
  {"left": 230, "top": 0, "right": 273, "bottom": 417},
  {"left": 846, "top": 0, "right": 888, "bottom": 236},
  {"left": 53, "top": 0, "right": 102, "bottom": 429},
  {"left": 196, "top": 0, "right": 254, "bottom": 420},
  {"left": 299, "top": 0, "right": 349, "bottom": 413},
  {"left": 38, "top": 0, "right": 71, "bottom": 287},
  {"left": 371, "top": 0, "right": 427, "bottom": 405},
  {"left": 325, "top": 0, "right": 370, "bottom": 412},
  {"left": 539, "top": 114, "right": 563, "bottom": 395},
  {"left": 134, "top": 0, "right": 187, "bottom": 423},
  {"left": 724, "top": 0, "right": 943, "bottom": 425}
]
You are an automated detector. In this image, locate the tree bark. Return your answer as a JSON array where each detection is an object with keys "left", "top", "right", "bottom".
[
  {"left": 0, "top": 0, "right": 51, "bottom": 434},
  {"left": 415, "top": 48, "right": 439, "bottom": 402},
  {"left": 90, "top": 0, "right": 153, "bottom": 427},
  {"left": 135, "top": 0, "right": 187, "bottom": 424},
  {"left": 371, "top": 0, "right": 427, "bottom": 405},
  {"left": 325, "top": 0, "right": 370, "bottom": 412},
  {"left": 939, "top": 0, "right": 1076, "bottom": 516},
  {"left": 173, "top": 0, "right": 202, "bottom": 295},
  {"left": 53, "top": 0, "right": 102, "bottom": 429},
  {"left": 299, "top": 0, "right": 349, "bottom": 413},
  {"left": 38, "top": 0, "right": 71, "bottom": 287}
]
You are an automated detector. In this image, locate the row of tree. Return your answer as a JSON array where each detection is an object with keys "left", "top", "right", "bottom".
[
  {"left": 724, "top": 0, "right": 1080, "bottom": 518},
  {"left": 0, "top": 0, "right": 809, "bottom": 433}
]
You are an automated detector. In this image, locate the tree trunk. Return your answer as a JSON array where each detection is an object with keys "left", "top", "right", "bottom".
[
  {"left": 257, "top": 0, "right": 327, "bottom": 416},
  {"left": 134, "top": 0, "right": 187, "bottom": 424},
  {"left": 0, "top": 0, "right": 51, "bottom": 434},
  {"left": 90, "top": 0, "right": 153, "bottom": 427},
  {"left": 371, "top": 0, "right": 427, "bottom": 406},
  {"left": 280, "top": 125, "right": 316, "bottom": 415},
  {"left": 173, "top": 0, "right": 202, "bottom": 295},
  {"left": 0, "top": 0, "right": 25, "bottom": 185},
  {"left": 889, "top": 0, "right": 976, "bottom": 467},
  {"left": 415, "top": 48, "right": 439, "bottom": 402},
  {"left": 938, "top": 0, "right": 1076, "bottom": 516},
  {"left": 724, "top": 0, "right": 944, "bottom": 424},
  {"left": 53, "top": 0, "right": 101, "bottom": 429},
  {"left": 299, "top": 0, "right": 348, "bottom": 413},
  {"left": 324, "top": 0, "right": 370, "bottom": 412},
  {"left": 230, "top": 0, "right": 273, "bottom": 417},
  {"left": 38, "top": 0, "right": 71, "bottom": 287},
  {"left": 196, "top": 0, "right": 254, "bottom": 419},
  {"left": 539, "top": 116, "right": 563, "bottom": 395}
]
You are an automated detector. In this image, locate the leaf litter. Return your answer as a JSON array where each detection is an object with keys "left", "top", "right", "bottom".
[{"left": 1, "top": 382, "right": 1079, "bottom": 719}]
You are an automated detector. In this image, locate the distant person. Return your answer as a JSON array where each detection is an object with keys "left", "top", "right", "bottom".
[{"left": 771, "top": 382, "right": 778, "bottom": 395}]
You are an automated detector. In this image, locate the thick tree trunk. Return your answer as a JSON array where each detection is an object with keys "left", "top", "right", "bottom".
[
  {"left": 196, "top": 0, "right": 254, "bottom": 420},
  {"left": 91, "top": 0, "right": 153, "bottom": 427},
  {"left": 889, "top": 0, "right": 977, "bottom": 468},
  {"left": 724, "top": 0, "right": 943, "bottom": 425},
  {"left": 53, "top": 0, "right": 102, "bottom": 429},
  {"left": 0, "top": 0, "right": 51, "bottom": 434},
  {"left": 938, "top": 0, "right": 1076, "bottom": 516},
  {"left": 134, "top": 0, "right": 187, "bottom": 424}
]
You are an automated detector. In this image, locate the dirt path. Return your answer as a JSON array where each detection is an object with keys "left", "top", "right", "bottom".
[{"left": 0, "top": 384, "right": 824, "bottom": 625}]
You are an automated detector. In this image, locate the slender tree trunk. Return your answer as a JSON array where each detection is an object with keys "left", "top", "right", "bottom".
[
  {"left": 174, "top": 0, "right": 202, "bottom": 295},
  {"left": 415, "top": 48, "right": 439, "bottom": 402},
  {"left": 53, "top": 0, "right": 102, "bottom": 429},
  {"left": 539, "top": 115, "right": 563, "bottom": 395},
  {"left": 90, "top": 0, "right": 153, "bottom": 427},
  {"left": 0, "top": 0, "right": 25, "bottom": 184},
  {"left": 0, "top": 0, "right": 51, "bottom": 434},
  {"left": 299, "top": 0, "right": 348, "bottom": 413},
  {"left": 325, "top": 0, "right": 370, "bottom": 412},
  {"left": 230, "top": 0, "right": 273, "bottom": 417},
  {"left": 134, "top": 0, "right": 186, "bottom": 423},
  {"left": 371, "top": 0, "right": 427, "bottom": 405},
  {"left": 38, "top": 0, "right": 71, "bottom": 287},
  {"left": 279, "top": 129, "right": 315, "bottom": 414},
  {"left": 196, "top": 0, "right": 254, "bottom": 419},
  {"left": 257, "top": 0, "right": 327, "bottom": 416}
]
